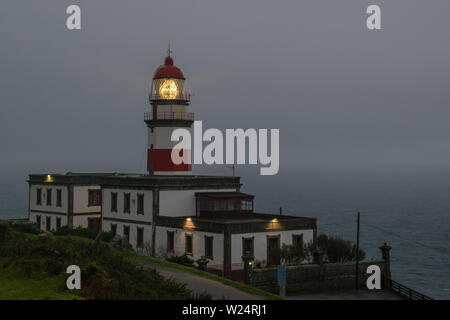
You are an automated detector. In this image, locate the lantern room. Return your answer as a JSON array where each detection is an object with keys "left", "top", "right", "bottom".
[
  {"left": 195, "top": 192, "right": 255, "bottom": 219},
  {"left": 150, "top": 56, "right": 190, "bottom": 104}
]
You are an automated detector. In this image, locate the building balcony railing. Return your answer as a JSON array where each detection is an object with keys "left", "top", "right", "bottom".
[{"left": 144, "top": 112, "right": 194, "bottom": 121}]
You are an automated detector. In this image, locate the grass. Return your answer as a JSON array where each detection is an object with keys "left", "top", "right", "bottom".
[
  {"left": 0, "top": 266, "right": 82, "bottom": 300},
  {"left": 1, "top": 224, "right": 279, "bottom": 300},
  {"left": 0, "top": 225, "right": 196, "bottom": 300},
  {"left": 122, "top": 250, "right": 282, "bottom": 300}
]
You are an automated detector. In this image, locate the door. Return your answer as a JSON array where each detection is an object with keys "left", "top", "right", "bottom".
[
  {"left": 88, "top": 218, "right": 101, "bottom": 231},
  {"left": 267, "top": 235, "right": 280, "bottom": 266}
]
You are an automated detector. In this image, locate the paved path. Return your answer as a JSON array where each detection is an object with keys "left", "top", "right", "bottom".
[{"left": 139, "top": 262, "right": 266, "bottom": 300}]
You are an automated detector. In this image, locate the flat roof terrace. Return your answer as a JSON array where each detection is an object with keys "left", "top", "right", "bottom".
[{"left": 156, "top": 213, "right": 317, "bottom": 234}]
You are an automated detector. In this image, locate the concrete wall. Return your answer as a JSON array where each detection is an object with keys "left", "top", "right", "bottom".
[
  {"left": 73, "top": 185, "right": 101, "bottom": 214},
  {"left": 249, "top": 260, "right": 386, "bottom": 293},
  {"left": 155, "top": 226, "right": 224, "bottom": 269},
  {"left": 29, "top": 184, "right": 68, "bottom": 214},
  {"left": 73, "top": 214, "right": 102, "bottom": 228},
  {"left": 102, "top": 188, "right": 153, "bottom": 223},
  {"left": 29, "top": 212, "right": 68, "bottom": 231},
  {"left": 159, "top": 189, "right": 236, "bottom": 217},
  {"left": 29, "top": 184, "right": 69, "bottom": 231}
]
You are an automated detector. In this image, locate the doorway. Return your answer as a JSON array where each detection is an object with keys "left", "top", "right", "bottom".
[{"left": 267, "top": 235, "right": 280, "bottom": 266}]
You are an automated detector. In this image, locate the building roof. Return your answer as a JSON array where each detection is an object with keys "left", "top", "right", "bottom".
[
  {"left": 28, "top": 173, "right": 241, "bottom": 190},
  {"left": 153, "top": 56, "right": 185, "bottom": 79},
  {"left": 157, "top": 214, "right": 317, "bottom": 233},
  {"left": 195, "top": 192, "right": 254, "bottom": 199}
]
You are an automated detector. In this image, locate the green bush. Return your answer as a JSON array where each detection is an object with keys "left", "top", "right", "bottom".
[
  {"left": 317, "top": 234, "right": 366, "bottom": 263},
  {"left": 166, "top": 255, "right": 195, "bottom": 267},
  {"left": 271, "top": 243, "right": 309, "bottom": 265},
  {"left": 0, "top": 223, "right": 10, "bottom": 242},
  {"left": 52, "top": 226, "right": 115, "bottom": 243},
  {"left": 9, "top": 222, "right": 40, "bottom": 235}
]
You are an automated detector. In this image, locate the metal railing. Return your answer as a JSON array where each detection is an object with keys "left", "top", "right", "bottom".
[
  {"left": 388, "top": 278, "right": 433, "bottom": 300},
  {"left": 144, "top": 112, "right": 194, "bottom": 121},
  {"left": 149, "top": 93, "right": 191, "bottom": 102}
]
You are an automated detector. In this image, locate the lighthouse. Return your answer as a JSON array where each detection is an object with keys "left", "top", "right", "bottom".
[{"left": 145, "top": 51, "right": 193, "bottom": 175}]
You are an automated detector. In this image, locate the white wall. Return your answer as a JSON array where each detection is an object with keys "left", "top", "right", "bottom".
[
  {"left": 73, "top": 214, "right": 101, "bottom": 228},
  {"left": 155, "top": 226, "right": 224, "bottom": 268},
  {"left": 102, "top": 220, "right": 152, "bottom": 252},
  {"left": 29, "top": 184, "right": 68, "bottom": 214},
  {"left": 231, "top": 230, "right": 314, "bottom": 269},
  {"left": 29, "top": 211, "right": 67, "bottom": 231},
  {"left": 159, "top": 188, "right": 236, "bottom": 217},
  {"left": 102, "top": 188, "right": 153, "bottom": 223},
  {"left": 73, "top": 185, "right": 101, "bottom": 214}
]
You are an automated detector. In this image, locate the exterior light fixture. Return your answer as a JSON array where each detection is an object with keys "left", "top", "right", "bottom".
[
  {"left": 45, "top": 175, "right": 54, "bottom": 183},
  {"left": 186, "top": 218, "right": 192, "bottom": 222}
]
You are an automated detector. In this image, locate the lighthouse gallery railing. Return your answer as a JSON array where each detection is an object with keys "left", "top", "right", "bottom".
[{"left": 144, "top": 112, "right": 194, "bottom": 121}]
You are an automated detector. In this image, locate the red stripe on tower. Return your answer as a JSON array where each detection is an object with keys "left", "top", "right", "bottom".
[{"left": 147, "top": 149, "right": 192, "bottom": 172}]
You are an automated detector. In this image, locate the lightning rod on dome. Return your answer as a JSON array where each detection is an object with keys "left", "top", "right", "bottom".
[{"left": 167, "top": 41, "right": 172, "bottom": 57}]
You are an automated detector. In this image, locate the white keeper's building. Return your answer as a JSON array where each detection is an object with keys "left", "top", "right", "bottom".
[{"left": 28, "top": 52, "right": 317, "bottom": 281}]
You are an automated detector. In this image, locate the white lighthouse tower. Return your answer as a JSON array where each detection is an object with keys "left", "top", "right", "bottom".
[{"left": 144, "top": 50, "right": 193, "bottom": 175}]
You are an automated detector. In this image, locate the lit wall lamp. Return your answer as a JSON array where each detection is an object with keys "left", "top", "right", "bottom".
[
  {"left": 269, "top": 218, "right": 279, "bottom": 230},
  {"left": 45, "top": 175, "right": 54, "bottom": 183},
  {"left": 184, "top": 217, "right": 195, "bottom": 229}
]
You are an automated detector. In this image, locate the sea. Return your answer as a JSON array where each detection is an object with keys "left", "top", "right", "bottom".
[{"left": 1, "top": 169, "right": 449, "bottom": 299}]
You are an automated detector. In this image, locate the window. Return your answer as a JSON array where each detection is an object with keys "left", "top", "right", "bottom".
[
  {"left": 46, "top": 216, "right": 51, "bottom": 231},
  {"left": 137, "top": 227, "right": 144, "bottom": 248},
  {"left": 56, "top": 189, "right": 62, "bottom": 207},
  {"left": 36, "top": 188, "right": 42, "bottom": 205},
  {"left": 137, "top": 194, "right": 144, "bottom": 215},
  {"left": 167, "top": 231, "right": 174, "bottom": 253},
  {"left": 110, "top": 224, "right": 117, "bottom": 235},
  {"left": 88, "top": 189, "right": 102, "bottom": 207},
  {"left": 36, "top": 215, "right": 41, "bottom": 229},
  {"left": 214, "top": 200, "right": 226, "bottom": 211},
  {"left": 56, "top": 217, "right": 61, "bottom": 229},
  {"left": 111, "top": 193, "right": 118, "bottom": 212},
  {"left": 243, "top": 237, "right": 254, "bottom": 256},
  {"left": 205, "top": 236, "right": 213, "bottom": 259},
  {"left": 46, "top": 189, "right": 52, "bottom": 206},
  {"left": 292, "top": 234, "right": 303, "bottom": 249},
  {"left": 198, "top": 198, "right": 213, "bottom": 211},
  {"left": 242, "top": 200, "right": 253, "bottom": 211},
  {"left": 123, "top": 226, "right": 130, "bottom": 244},
  {"left": 227, "top": 199, "right": 241, "bottom": 211},
  {"left": 185, "top": 233, "right": 193, "bottom": 256},
  {"left": 124, "top": 193, "right": 131, "bottom": 213}
]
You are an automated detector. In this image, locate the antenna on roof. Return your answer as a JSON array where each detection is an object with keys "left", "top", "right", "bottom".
[
  {"left": 227, "top": 164, "right": 235, "bottom": 176},
  {"left": 167, "top": 41, "right": 172, "bottom": 57}
]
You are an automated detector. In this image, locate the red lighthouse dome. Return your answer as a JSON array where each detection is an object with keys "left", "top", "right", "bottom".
[
  {"left": 150, "top": 54, "right": 189, "bottom": 104},
  {"left": 153, "top": 56, "right": 185, "bottom": 80}
]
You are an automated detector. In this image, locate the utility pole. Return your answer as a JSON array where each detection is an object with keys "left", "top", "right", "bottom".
[{"left": 355, "top": 211, "right": 360, "bottom": 290}]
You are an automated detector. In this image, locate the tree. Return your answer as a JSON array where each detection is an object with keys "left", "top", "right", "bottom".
[
  {"left": 317, "top": 234, "right": 366, "bottom": 263},
  {"left": 271, "top": 243, "right": 308, "bottom": 265}
]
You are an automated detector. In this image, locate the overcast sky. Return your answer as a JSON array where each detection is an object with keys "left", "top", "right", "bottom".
[{"left": 1, "top": 0, "right": 450, "bottom": 181}]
